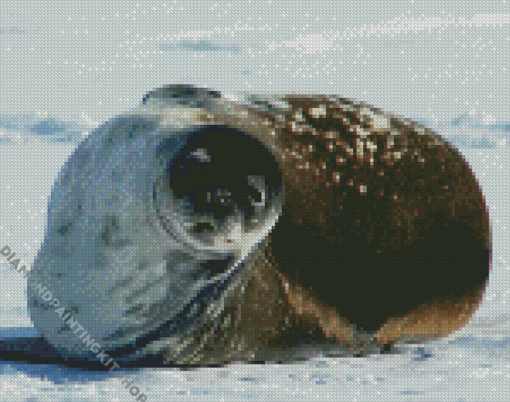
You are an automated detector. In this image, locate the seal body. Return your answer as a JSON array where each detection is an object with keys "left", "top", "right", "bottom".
[{"left": 27, "top": 85, "right": 491, "bottom": 366}]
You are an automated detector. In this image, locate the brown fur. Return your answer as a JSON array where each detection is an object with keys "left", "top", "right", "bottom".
[{"left": 156, "top": 88, "right": 491, "bottom": 363}]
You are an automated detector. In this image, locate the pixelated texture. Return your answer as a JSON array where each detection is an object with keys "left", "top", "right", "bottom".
[{"left": 0, "top": 1, "right": 508, "bottom": 401}]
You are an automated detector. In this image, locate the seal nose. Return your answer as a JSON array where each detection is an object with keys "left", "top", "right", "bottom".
[{"left": 166, "top": 125, "right": 283, "bottom": 222}]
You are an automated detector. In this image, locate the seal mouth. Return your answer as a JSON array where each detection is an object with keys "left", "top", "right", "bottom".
[{"left": 195, "top": 255, "right": 236, "bottom": 280}]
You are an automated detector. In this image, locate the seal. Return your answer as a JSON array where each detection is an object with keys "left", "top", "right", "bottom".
[{"left": 27, "top": 85, "right": 491, "bottom": 366}]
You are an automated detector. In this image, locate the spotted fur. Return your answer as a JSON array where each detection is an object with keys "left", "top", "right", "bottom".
[{"left": 28, "top": 85, "right": 491, "bottom": 366}]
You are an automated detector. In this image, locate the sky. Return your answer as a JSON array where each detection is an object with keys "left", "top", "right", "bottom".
[{"left": 0, "top": 0, "right": 509, "bottom": 128}]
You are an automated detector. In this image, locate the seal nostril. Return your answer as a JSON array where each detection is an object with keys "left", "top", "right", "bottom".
[{"left": 194, "top": 222, "right": 215, "bottom": 234}]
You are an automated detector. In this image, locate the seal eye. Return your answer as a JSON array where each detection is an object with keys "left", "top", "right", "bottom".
[
  {"left": 193, "top": 222, "right": 215, "bottom": 234},
  {"left": 247, "top": 187, "right": 263, "bottom": 204},
  {"left": 246, "top": 175, "right": 266, "bottom": 207}
]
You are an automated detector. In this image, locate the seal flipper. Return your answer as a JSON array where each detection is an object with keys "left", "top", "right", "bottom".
[{"left": 0, "top": 335, "right": 70, "bottom": 366}]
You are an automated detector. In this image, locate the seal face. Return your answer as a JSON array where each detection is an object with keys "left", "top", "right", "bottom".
[
  {"left": 27, "top": 85, "right": 491, "bottom": 366},
  {"left": 27, "top": 91, "right": 285, "bottom": 364},
  {"left": 161, "top": 125, "right": 284, "bottom": 257}
]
